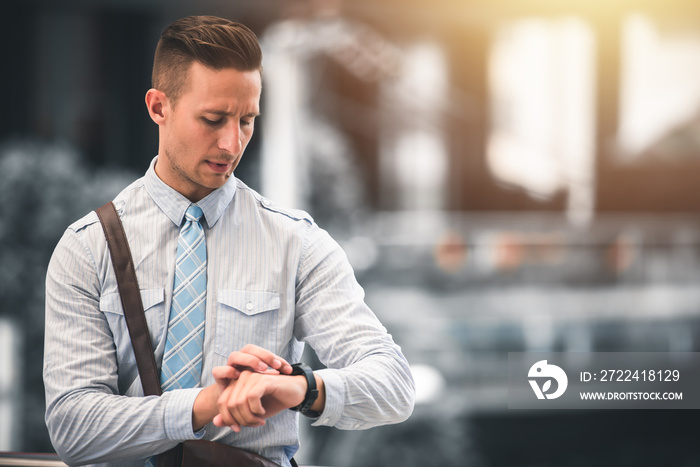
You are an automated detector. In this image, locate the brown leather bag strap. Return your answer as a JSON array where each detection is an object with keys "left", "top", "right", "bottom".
[
  {"left": 96, "top": 201, "right": 181, "bottom": 466},
  {"left": 96, "top": 201, "right": 162, "bottom": 397}
]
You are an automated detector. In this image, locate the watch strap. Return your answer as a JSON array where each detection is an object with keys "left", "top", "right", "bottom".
[{"left": 289, "top": 363, "right": 320, "bottom": 417}]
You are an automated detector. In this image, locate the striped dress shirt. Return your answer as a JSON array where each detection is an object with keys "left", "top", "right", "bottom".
[{"left": 44, "top": 157, "right": 415, "bottom": 467}]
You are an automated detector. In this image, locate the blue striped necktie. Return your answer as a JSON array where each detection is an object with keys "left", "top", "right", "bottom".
[
  {"left": 160, "top": 204, "right": 207, "bottom": 391},
  {"left": 146, "top": 205, "right": 207, "bottom": 466}
]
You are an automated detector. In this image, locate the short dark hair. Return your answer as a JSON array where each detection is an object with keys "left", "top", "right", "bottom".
[{"left": 152, "top": 15, "right": 262, "bottom": 103}]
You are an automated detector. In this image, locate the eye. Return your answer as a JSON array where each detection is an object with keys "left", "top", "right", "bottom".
[
  {"left": 202, "top": 117, "right": 224, "bottom": 127},
  {"left": 241, "top": 118, "right": 254, "bottom": 127}
]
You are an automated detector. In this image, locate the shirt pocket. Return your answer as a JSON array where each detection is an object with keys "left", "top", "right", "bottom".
[
  {"left": 214, "top": 290, "right": 281, "bottom": 357},
  {"left": 99, "top": 288, "right": 166, "bottom": 365}
]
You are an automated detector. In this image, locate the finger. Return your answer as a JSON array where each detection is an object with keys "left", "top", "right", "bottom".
[
  {"left": 247, "top": 387, "right": 266, "bottom": 417},
  {"left": 216, "top": 382, "right": 240, "bottom": 428},
  {"left": 227, "top": 372, "right": 266, "bottom": 427},
  {"left": 213, "top": 413, "right": 240, "bottom": 432},
  {"left": 233, "top": 366, "right": 280, "bottom": 376},
  {"left": 230, "top": 345, "right": 293, "bottom": 374},
  {"left": 226, "top": 351, "right": 275, "bottom": 373},
  {"left": 212, "top": 365, "right": 236, "bottom": 390},
  {"left": 213, "top": 365, "right": 236, "bottom": 380},
  {"left": 214, "top": 365, "right": 242, "bottom": 380},
  {"left": 238, "top": 372, "right": 266, "bottom": 417}
]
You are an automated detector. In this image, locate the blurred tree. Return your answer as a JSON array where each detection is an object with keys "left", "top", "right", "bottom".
[
  {"left": 0, "top": 140, "right": 137, "bottom": 452},
  {"left": 306, "top": 118, "right": 368, "bottom": 232}
]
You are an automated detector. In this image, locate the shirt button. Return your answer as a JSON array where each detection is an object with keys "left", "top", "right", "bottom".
[
  {"left": 246, "top": 302, "right": 254, "bottom": 311},
  {"left": 323, "top": 418, "right": 330, "bottom": 424},
  {"left": 261, "top": 198, "right": 271, "bottom": 206}
]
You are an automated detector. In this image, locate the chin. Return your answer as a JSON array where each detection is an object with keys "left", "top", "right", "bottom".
[{"left": 209, "top": 175, "right": 232, "bottom": 189}]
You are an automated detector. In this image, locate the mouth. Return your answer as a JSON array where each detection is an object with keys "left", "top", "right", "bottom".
[{"left": 206, "top": 160, "right": 233, "bottom": 174}]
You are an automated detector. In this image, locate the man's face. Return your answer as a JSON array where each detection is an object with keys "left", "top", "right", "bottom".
[{"left": 154, "top": 61, "right": 261, "bottom": 201}]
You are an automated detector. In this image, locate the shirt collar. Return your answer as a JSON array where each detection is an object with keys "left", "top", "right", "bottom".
[{"left": 144, "top": 155, "right": 237, "bottom": 228}]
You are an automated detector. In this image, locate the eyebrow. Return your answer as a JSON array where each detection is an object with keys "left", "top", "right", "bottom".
[{"left": 202, "top": 110, "right": 261, "bottom": 118}]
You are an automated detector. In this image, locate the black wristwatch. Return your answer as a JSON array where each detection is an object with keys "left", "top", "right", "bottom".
[{"left": 289, "top": 363, "right": 321, "bottom": 418}]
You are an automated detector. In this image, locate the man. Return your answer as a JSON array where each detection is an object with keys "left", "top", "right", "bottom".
[{"left": 43, "top": 15, "right": 414, "bottom": 467}]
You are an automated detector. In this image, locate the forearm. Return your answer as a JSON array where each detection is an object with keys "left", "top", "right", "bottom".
[
  {"left": 311, "top": 349, "right": 414, "bottom": 429},
  {"left": 44, "top": 229, "right": 203, "bottom": 464},
  {"left": 44, "top": 327, "right": 204, "bottom": 465},
  {"left": 295, "top": 225, "right": 415, "bottom": 429},
  {"left": 45, "top": 385, "right": 202, "bottom": 465},
  {"left": 193, "top": 383, "right": 220, "bottom": 430}
]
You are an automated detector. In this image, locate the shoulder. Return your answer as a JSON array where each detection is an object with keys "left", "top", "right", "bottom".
[
  {"left": 235, "top": 179, "right": 315, "bottom": 227},
  {"left": 67, "top": 211, "right": 100, "bottom": 234},
  {"left": 66, "top": 176, "right": 146, "bottom": 235}
]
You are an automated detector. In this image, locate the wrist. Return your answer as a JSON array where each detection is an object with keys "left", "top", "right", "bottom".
[
  {"left": 289, "top": 363, "right": 321, "bottom": 417},
  {"left": 310, "top": 372, "right": 326, "bottom": 413},
  {"left": 192, "top": 384, "right": 220, "bottom": 431}
]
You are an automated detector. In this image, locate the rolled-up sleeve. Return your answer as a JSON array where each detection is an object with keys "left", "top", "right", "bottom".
[{"left": 293, "top": 224, "right": 415, "bottom": 430}]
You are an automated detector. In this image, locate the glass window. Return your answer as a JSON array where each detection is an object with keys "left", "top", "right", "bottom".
[
  {"left": 380, "top": 41, "right": 449, "bottom": 211},
  {"left": 618, "top": 14, "right": 700, "bottom": 163},
  {"left": 488, "top": 17, "right": 595, "bottom": 225}
]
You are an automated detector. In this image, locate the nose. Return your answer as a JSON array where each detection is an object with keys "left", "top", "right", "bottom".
[{"left": 218, "top": 121, "right": 242, "bottom": 155}]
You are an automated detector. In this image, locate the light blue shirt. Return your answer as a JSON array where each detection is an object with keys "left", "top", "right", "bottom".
[{"left": 44, "top": 157, "right": 414, "bottom": 467}]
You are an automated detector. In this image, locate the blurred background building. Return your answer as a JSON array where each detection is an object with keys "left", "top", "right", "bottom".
[{"left": 2, "top": 0, "right": 700, "bottom": 465}]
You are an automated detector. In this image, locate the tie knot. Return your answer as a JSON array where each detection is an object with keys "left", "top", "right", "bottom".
[{"left": 185, "top": 205, "right": 204, "bottom": 223}]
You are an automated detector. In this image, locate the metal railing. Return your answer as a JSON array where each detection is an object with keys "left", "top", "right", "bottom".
[{"left": 0, "top": 453, "right": 66, "bottom": 467}]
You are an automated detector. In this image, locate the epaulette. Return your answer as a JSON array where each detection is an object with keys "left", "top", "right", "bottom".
[
  {"left": 68, "top": 211, "right": 100, "bottom": 233},
  {"left": 256, "top": 194, "right": 314, "bottom": 225},
  {"left": 69, "top": 199, "right": 125, "bottom": 233}
]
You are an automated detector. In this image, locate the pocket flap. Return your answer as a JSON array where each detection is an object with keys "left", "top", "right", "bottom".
[
  {"left": 218, "top": 290, "right": 280, "bottom": 316},
  {"left": 100, "top": 288, "right": 165, "bottom": 314}
]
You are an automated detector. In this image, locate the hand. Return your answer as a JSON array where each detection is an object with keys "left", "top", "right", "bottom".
[
  {"left": 193, "top": 345, "right": 292, "bottom": 431},
  {"left": 213, "top": 344, "right": 293, "bottom": 393},
  {"left": 213, "top": 371, "right": 308, "bottom": 431}
]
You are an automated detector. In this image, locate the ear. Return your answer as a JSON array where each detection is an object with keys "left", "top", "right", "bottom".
[{"left": 145, "top": 88, "right": 169, "bottom": 125}]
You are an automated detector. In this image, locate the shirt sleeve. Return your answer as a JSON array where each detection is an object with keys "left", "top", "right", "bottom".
[
  {"left": 43, "top": 227, "right": 204, "bottom": 466},
  {"left": 293, "top": 223, "right": 415, "bottom": 429}
]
